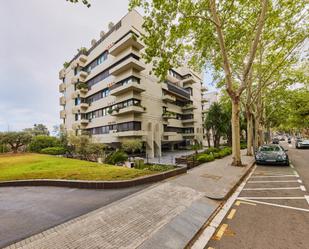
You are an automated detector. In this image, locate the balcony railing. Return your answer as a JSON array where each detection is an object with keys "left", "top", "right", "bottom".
[
  {"left": 110, "top": 55, "right": 145, "bottom": 76},
  {"left": 59, "top": 83, "right": 66, "bottom": 93},
  {"left": 166, "top": 82, "right": 190, "bottom": 100}
]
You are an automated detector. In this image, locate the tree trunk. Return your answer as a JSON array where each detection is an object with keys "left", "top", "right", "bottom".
[
  {"left": 231, "top": 98, "right": 242, "bottom": 166},
  {"left": 246, "top": 112, "right": 254, "bottom": 156},
  {"left": 254, "top": 115, "right": 260, "bottom": 149}
]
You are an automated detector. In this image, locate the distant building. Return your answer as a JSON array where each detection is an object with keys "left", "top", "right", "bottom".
[{"left": 58, "top": 10, "right": 206, "bottom": 158}]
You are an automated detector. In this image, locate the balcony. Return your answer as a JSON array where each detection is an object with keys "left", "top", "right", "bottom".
[
  {"left": 59, "top": 83, "right": 66, "bottom": 93},
  {"left": 162, "top": 132, "right": 183, "bottom": 142},
  {"left": 59, "top": 69, "right": 65, "bottom": 80},
  {"left": 80, "top": 118, "right": 89, "bottom": 125},
  {"left": 162, "top": 112, "right": 177, "bottom": 119},
  {"left": 202, "top": 109, "right": 208, "bottom": 114},
  {"left": 182, "top": 119, "right": 195, "bottom": 124},
  {"left": 60, "top": 110, "right": 66, "bottom": 119},
  {"left": 182, "top": 133, "right": 195, "bottom": 137},
  {"left": 182, "top": 75, "right": 196, "bottom": 86},
  {"left": 167, "top": 119, "right": 183, "bottom": 128},
  {"left": 162, "top": 94, "right": 176, "bottom": 103},
  {"left": 166, "top": 82, "right": 190, "bottom": 100},
  {"left": 72, "top": 103, "right": 89, "bottom": 113},
  {"left": 110, "top": 57, "right": 145, "bottom": 76},
  {"left": 110, "top": 32, "right": 144, "bottom": 56},
  {"left": 110, "top": 82, "right": 145, "bottom": 96},
  {"left": 59, "top": 96, "right": 66, "bottom": 106},
  {"left": 202, "top": 99, "right": 208, "bottom": 103},
  {"left": 112, "top": 130, "right": 147, "bottom": 137},
  {"left": 182, "top": 104, "right": 196, "bottom": 111},
  {"left": 111, "top": 106, "right": 145, "bottom": 116},
  {"left": 77, "top": 54, "right": 87, "bottom": 66},
  {"left": 201, "top": 85, "right": 207, "bottom": 92}
]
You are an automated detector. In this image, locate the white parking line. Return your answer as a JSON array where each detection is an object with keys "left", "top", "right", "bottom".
[
  {"left": 251, "top": 175, "right": 298, "bottom": 178},
  {"left": 239, "top": 196, "right": 306, "bottom": 200},
  {"left": 243, "top": 187, "right": 302, "bottom": 191},
  {"left": 297, "top": 179, "right": 303, "bottom": 183},
  {"left": 248, "top": 180, "right": 300, "bottom": 183},
  {"left": 237, "top": 198, "right": 309, "bottom": 212},
  {"left": 290, "top": 164, "right": 295, "bottom": 169},
  {"left": 300, "top": 185, "right": 307, "bottom": 192},
  {"left": 293, "top": 170, "right": 300, "bottom": 177},
  {"left": 305, "top": 196, "right": 309, "bottom": 205}
]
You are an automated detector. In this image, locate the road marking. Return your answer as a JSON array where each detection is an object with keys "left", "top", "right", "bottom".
[
  {"left": 213, "top": 224, "right": 228, "bottom": 240},
  {"left": 298, "top": 179, "right": 303, "bottom": 183},
  {"left": 305, "top": 196, "right": 309, "bottom": 205},
  {"left": 227, "top": 209, "right": 236, "bottom": 219},
  {"left": 191, "top": 166, "right": 257, "bottom": 249},
  {"left": 237, "top": 198, "right": 309, "bottom": 212},
  {"left": 207, "top": 247, "right": 215, "bottom": 249},
  {"left": 248, "top": 180, "right": 300, "bottom": 183},
  {"left": 251, "top": 175, "right": 298, "bottom": 178},
  {"left": 290, "top": 164, "right": 295, "bottom": 169},
  {"left": 243, "top": 187, "right": 302, "bottom": 191},
  {"left": 293, "top": 170, "right": 300, "bottom": 177},
  {"left": 235, "top": 200, "right": 256, "bottom": 206},
  {"left": 239, "top": 197, "right": 306, "bottom": 200},
  {"left": 300, "top": 185, "right": 307, "bottom": 192}
]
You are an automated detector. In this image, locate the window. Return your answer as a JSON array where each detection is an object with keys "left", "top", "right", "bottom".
[{"left": 87, "top": 121, "right": 141, "bottom": 135}]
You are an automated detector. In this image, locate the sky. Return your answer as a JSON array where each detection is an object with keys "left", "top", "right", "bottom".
[{"left": 0, "top": 0, "right": 214, "bottom": 133}]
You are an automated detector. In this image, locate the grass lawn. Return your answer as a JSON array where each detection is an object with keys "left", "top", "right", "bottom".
[{"left": 0, "top": 153, "right": 161, "bottom": 181}]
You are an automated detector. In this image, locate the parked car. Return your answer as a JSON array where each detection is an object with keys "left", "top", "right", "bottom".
[
  {"left": 255, "top": 144, "right": 289, "bottom": 166},
  {"left": 295, "top": 138, "right": 303, "bottom": 148},
  {"left": 272, "top": 137, "right": 279, "bottom": 144},
  {"left": 296, "top": 139, "right": 309, "bottom": 149}
]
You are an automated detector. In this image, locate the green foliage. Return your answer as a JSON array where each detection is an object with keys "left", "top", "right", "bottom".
[
  {"left": 66, "top": 0, "right": 91, "bottom": 8},
  {"left": 76, "top": 82, "right": 88, "bottom": 90},
  {"left": 0, "top": 144, "right": 10, "bottom": 153},
  {"left": 40, "top": 147, "right": 66, "bottom": 155},
  {"left": 85, "top": 143, "right": 106, "bottom": 158},
  {"left": 105, "top": 150, "right": 128, "bottom": 165},
  {"left": 28, "top": 136, "right": 60, "bottom": 153},
  {"left": 122, "top": 139, "right": 143, "bottom": 154},
  {"left": 204, "top": 102, "right": 230, "bottom": 147},
  {"left": 0, "top": 132, "right": 32, "bottom": 153},
  {"left": 135, "top": 164, "right": 175, "bottom": 172},
  {"left": 68, "top": 133, "right": 90, "bottom": 159},
  {"left": 63, "top": 61, "right": 70, "bottom": 68},
  {"left": 78, "top": 47, "right": 88, "bottom": 54},
  {"left": 205, "top": 147, "right": 220, "bottom": 154},
  {"left": 197, "top": 154, "right": 215, "bottom": 163},
  {"left": 23, "top": 124, "right": 50, "bottom": 136}
]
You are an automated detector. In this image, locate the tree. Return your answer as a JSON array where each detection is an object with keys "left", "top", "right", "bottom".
[
  {"left": 204, "top": 102, "right": 230, "bottom": 148},
  {"left": 28, "top": 135, "right": 60, "bottom": 153},
  {"left": 122, "top": 139, "right": 143, "bottom": 154},
  {"left": 23, "top": 124, "right": 50, "bottom": 136},
  {"left": 0, "top": 132, "right": 32, "bottom": 153}
]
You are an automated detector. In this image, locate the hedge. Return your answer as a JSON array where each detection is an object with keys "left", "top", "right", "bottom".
[{"left": 40, "top": 147, "right": 66, "bottom": 155}]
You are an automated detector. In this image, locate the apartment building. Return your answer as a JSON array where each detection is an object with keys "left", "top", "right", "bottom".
[{"left": 59, "top": 10, "right": 206, "bottom": 158}]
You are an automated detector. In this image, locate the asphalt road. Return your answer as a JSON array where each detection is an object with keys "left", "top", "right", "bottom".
[
  {"left": 0, "top": 184, "right": 148, "bottom": 248},
  {"left": 206, "top": 142, "right": 309, "bottom": 249}
]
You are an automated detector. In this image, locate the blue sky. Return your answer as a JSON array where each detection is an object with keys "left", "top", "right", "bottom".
[{"left": 0, "top": 0, "right": 215, "bottom": 132}]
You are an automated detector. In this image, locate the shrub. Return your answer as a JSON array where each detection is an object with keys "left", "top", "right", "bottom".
[
  {"left": 0, "top": 143, "right": 10, "bottom": 153},
  {"left": 41, "top": 147, "right": 66, "bottom": 155},
  {"left": 205, "top": 147, "right": 220, "bottom": 154},
  {"left": 105, "top": 150, "right": 128, "bottom": 165},
  {"left": 29, "top": 135, "right": 60, "bottom": 153},
  {"left": 240, "top": 143, "right": 247, "bottom": 149},
  {"left": 219, "top": 147, "right": 232, "bottom": 157},
  {"left": 197, "top": 154, "right": 215, "bottom": 163},
  {"left": 213, "top": 152, "right": 222, "bottom": 159},
  {"left": 135, "top": 163, "right": 174, "bottom": 172},
  {"left": 122, "top": 139, "right": 143, "bottom": 154}
]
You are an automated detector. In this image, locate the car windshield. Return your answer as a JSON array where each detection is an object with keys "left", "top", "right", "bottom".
[
  {"left": 260, "top": 146, "right": 281, "bottom": 152},
  {"left": 302, "top": 140, "right": 309, "bottom": 143}
]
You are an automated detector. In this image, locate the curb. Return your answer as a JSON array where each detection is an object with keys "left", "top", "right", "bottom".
[
  {"left": 0, "top": 166, "right": 187, "bottom": 189},
  {"left": 185, "top": 159, "right": 256, "bottom": 248}
]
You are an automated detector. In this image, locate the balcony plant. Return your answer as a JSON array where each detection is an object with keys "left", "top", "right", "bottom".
[
  {"left": 76, "top": 82, "right": 88, "bottom": 90},
  {"left": 107, "top": 108, "right": 113, "bottom": 115},
  {"left": 78, "top": 47, "right": 88, "bottom": 54},
  {"left": 63, "top": 61, "right": 70, "bottom": 69}
]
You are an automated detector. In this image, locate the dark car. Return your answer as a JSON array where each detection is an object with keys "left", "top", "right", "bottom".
[
  {"left": 255, "top": 144, "right": 289, "bottom": 166},
  {"left": 272, "top": 138, "right": 279, "bottom": 144},
  {"left": 296, "top": 139, "right": 309, "bottom": 149}
]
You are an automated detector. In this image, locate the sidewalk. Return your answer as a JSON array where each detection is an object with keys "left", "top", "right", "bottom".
[{"left": 5, "top": 152, "right": 254, "bottom": 249}]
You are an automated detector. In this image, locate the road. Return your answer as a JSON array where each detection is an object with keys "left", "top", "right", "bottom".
[
  {"left": 205, "top": 142, "right": 309, "bottom": 249},
  {"left": 0, "top": 185, "right": 148, "bottom": 248}
]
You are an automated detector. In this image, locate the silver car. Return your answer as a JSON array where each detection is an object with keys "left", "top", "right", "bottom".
[{"left": 255, "top": 144, "right": 289, "bottom": 166}]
